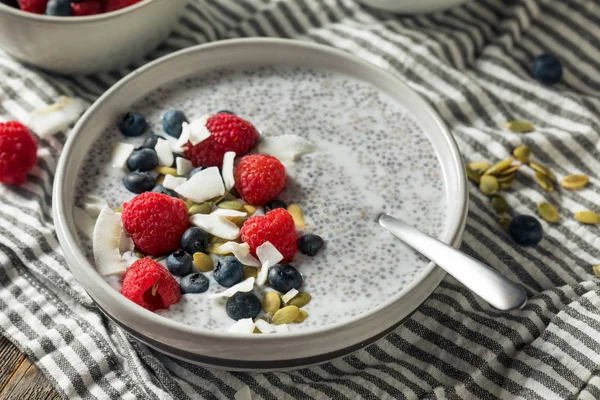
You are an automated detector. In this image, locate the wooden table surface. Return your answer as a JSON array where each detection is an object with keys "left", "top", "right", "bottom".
[{"left": 0, "top": 336, "right": 60, "bottom": 400}]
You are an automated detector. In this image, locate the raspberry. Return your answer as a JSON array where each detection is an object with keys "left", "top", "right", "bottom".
[
  {"left": 121, "top": 192, "right": 189, "bottom": 256},
  {"left": 184, "top": 113, "right": 259, "bottom": 167},
  {"left": 103, "top": 0, "right": 141, "bottom": 12},
  {"left": 0, "top": 121, "right": 38, "bottom": 185},
  {"left": 17, "top": 0, "right": 48, "bottom": 13},
  {"left": 235, "top": 154, "right": 285, "bottom": 206},
  {"left": 241, "top": 208, "right": 298, "bottom": 262},
  {"left": 71, "top": 1, "right": 101, "bottom": 15},
  {"left": 121, "top": 258, "right": 181, "bottom": 311}
]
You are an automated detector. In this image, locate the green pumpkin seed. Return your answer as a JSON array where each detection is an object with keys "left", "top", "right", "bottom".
[
  {"left": 135, "top": 249, "right": 144, "bottom": 258},
  {"left": 155, "top": 175, "right": 166, "bottom": 185},
  {"left": 272, "top": 305, "right": 300, "bottom": 325},
  {"left": 575, "top": 210, "right": 600, "bottom": 225},
  {"left": 217, "top": 199, "right": 245, "bottom": 211},
  {"left": 593, "top": 264, "right": 600, "bottom": 278},
  {"left": 497, "top": 164, "right": 521, "bottom": 176},
  {"left": 243, "top": 266, "right": 257, "bottom": 280},
  {"left": 560, "top": 174, "right": 589, "bottom": 190},
  {"left": 188, "top": 202, "right": 212, "bottom": 215},
  {"left": 537, "top": 202, "right": 559, "bottom": 223},
  {"left": 499, "top": 179, "right": 514, "bottom": 190},
  {"left": 287, "top": 292, "right": 312, "bottom": 308},
  {"left": 534, "top": 171, "right": 554, "bottom": 192},
  {"left": 480, "top": 175, "right": 499, "bottom": 195},
  {"left": 498, "top": 216, "right": 511, "bottom": 232},
  {"left": 529, "top": 162, "right": 556, "bottom": 181},
  {"left": 113, "top": 206, "right": 123, "bottom": 212},
  {"left": 468, "top": 161, "right": 491, "bottom": 175},
  {"left": 262, "top": 292, "right": 281, "bottom": 314},
  {"left": 491, "top": 195, "right": 508, "bottom": 215},
  {"left": 243, "top": 205, "right": 256, "bottom": 216},
  {"left": 466, "top": 164, "right": 481, "bottom": 184},
  {"left": 155, "top": 166, "right": 177, "bottom": 176},
  {"left": 205, "top": 243, "right": 231, "bottom": 255},
  {"left": 294, "top": 310, "right": 309, "bottom": 323},
  {"left": 152, "top": 254, "right": 167, "bottom": 262},
  {"left": 287, "top": 204, "right": 306, "bottom": 228},
  {"left": 484, "top": 157, "right": 514, "bottom": 176},
  {"left": 505, "top": 120, "right": 534, "bottom": 133},
  {"left": 496, "top": 173, "right": 515, "bottom": 183},
  {"left": 193, "top": 252, "right": 214, "bottom": 272},
  {"left": 513, "top": 146, "right": 531, "bottom": 164}
]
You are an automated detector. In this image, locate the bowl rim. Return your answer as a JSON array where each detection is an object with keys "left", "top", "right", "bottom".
[
  {"left": 0, "top": 0, "right": 159, "bottom": 22},
  {"left": 53, "top": 37, "right": 468, "bottom": 349}
]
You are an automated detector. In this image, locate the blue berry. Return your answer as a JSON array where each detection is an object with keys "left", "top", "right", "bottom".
[
  {"left": 265, "top": 199, "right": 287, "bottom": 212},
  {"left": 180, "top": 273, "right": 209, "bottom": 294},
  {"left": 188, "top": 167, "right": 204, "bottom": 178},
  {"left": 180, "top": 227, "right": 209, "bottom": 254},
  {"left": 297, "top": 234, "right": 324, "bottom": 257},
  {"left": 127, "top": 148, "right": 158, "bottom": 172},
  {"left": 226, "top": 292, "right": 261, "bottom": 320},
  {"left": 216, "top": 109, "right": 235, "bottom": 115},
  {"left": 509, "top": 215, "right": 543, "bottom": 246},
  {"left": 532, "top": 54, "right": 562, "bottom": 85},
  {"left": 118, "top": 112, "right": 147, "bottom": 137},
  {"left": 46, "top": 0, "right": 72, "bottom": 16},
  {"left": 268, "top": 264, "right": 303, "bottom": 293},
  {"left": 152, "top": 184, "right": 179, "bottom": 198},
  {"left": 139, "top": 135, "right": 161, "bottom": 150},
  {"left": 123, "top": 171, "right": 154, "bottom": 194},
  {"left": 167, "top": 250, "right": 193, "bottom": 276},
  {"left": 162, "top": 110, "right": 187, "bottom": 138},
  {"left": 214, "top": 256, "right": 243, "bottom": 287}
]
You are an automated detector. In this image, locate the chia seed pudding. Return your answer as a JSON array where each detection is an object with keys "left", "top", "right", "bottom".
[{"left": 75, "top": 66, "right": 448, "bottom": 333}]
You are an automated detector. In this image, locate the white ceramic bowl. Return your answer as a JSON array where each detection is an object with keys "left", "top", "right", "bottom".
[
  {"left": 0, "top": 0, "right": 187, "bottom": 75},
  {"left": 53, "top": 38, "right": 468, "bottom": 370},
  {"left": 356, "top": 0, "right": 471, "bottom": 14}
]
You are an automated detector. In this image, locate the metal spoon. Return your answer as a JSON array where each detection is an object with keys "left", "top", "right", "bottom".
[{"left": 378, "top": 213, "right": 527, "bottom": 311}]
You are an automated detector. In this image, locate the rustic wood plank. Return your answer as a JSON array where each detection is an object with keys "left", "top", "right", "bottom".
[{"left": 0, "top": 336, "right": 27, "bottom": 393}]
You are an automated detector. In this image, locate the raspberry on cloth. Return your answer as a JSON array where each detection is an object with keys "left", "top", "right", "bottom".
[{"left": 0, "top": 121, "right": 38, "bottom": 185}]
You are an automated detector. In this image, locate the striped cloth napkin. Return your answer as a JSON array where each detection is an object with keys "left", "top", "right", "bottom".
[{"left": 1, "top": 0, "right": 600, "bottom": 398}]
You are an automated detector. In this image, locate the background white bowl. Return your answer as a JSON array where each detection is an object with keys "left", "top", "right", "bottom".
[
  {"left": 356, "top": 0, "right": 471, "bottom": 14},
  {"left": 0, "top": 0, "right": 187, "bottom": 75}
]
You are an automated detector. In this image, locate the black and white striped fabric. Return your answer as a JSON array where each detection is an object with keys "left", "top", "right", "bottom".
[{"left": 1, "top": 0, "right": 600, "bottom": 398}]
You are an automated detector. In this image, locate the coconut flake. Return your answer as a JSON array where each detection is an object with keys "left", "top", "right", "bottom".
[
  {"left": 222, "top": 151, "right": 235, "bottom": 191},
  {"left": 162, "top": 175, "right": 187, "bottom": 190},
  {"left": 155, "top": 138, "right": 174, "bottom": 167},
  {"left": 188, "top": 115, "right": 211, "bottom": 145},
  {"left": 256, "top": 262, "right": 270, "bottom": 287},
  {"left": 189, "top": 214, "right": 240, "bottom": 240},
  {"left": 217, "top": 242, "right": 260, "bottom": 267},
  {"left": 118, "top": 226, "right": 134, "bottom": 254},
  {"left": 256, "top": 241, "right": 283, "bottom": 268},
  {"left": 105, "top": 275, "right": 123, "bottom": 292},
  {"left": 234, "top": 385, "right": 252, "bottom": 400},
  {"left": 173, "top": 122, "right": 191, "bottom": 153},
  {"left": 28, "top": 96, "right": 86, "bottom": 138},
  {"left": 257, "top": 134, "right": 316, "bottom": 162},
  {"left": 228, "top": 318, "right": 255, "bottom": 334},
  {"left": 211, "top": 208, "right": 247, "bottom": 217},
  {"left": 120, "top": 251, "right": 139, "bottom": 267},
  {"left": 93, "top": 206, "right": 127, "bottom": 277},
  {"left": 281, "top": 288, "right": 299, "bottom": 304},
  {"left": 111, "top": 142, "right": 135, "bottom": 170},
  {"left": 83, "top": 195, "right": 109, "bottom": 218},
  {"left": 175, "top": 167, "right": 225, "bottom": 203},
  {"left": 254, "top": 319, "right": 276, "bottom": 334},
  {"left": 73, "top": 206, "right": 95, "bottom": 239},
  {"left": 176, "top": 157, "right": 193, "bottom": 176},
  {"left": 209, "top": 278, "right": 255, "bottom": 299},
  {"left": 275, "top": 324, "right": 290, "bottom": 333}
]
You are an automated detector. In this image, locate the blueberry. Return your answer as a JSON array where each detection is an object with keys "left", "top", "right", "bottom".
[
  {"left": 180, "top": 273, "right": 209, "bottom": 294},
  {"left": 180, "top": 227, "right": 209, "bottom": 254},
  {"left": 127, "top": 148, "right": 158, "bottom": 172},
  {"left": 152, "top": 184, "right": 179, "bottom": 198},
  {"left": 166, "top": 250, "right": 193, "bottom": 276},
  {"left": 216, "top": 109, "right": 235, "bottom": 115},
  {"left": 532, "top": 54, "right": 562, "bottom": 85},
  {"left": 509, "top": 215, "right": 543, "bottom": 246},
  {"left": 188, "top": 167, "right": 204, "bottom": 178},
  {"left": 46, "top": 0, "right": 72, "bottom": 15},
  {"left": 139, "top": 135, "right": 161, "bottom": 150},
  {"left": 268, "top": 264, "right": 303, "bottom": 293},
  {"left": 265, "top": 199, "right": 287, "bottom": 212},
  {"left": 123, "top": 171, "right": 154, "bottom": 194},
  {"left": 226, "top": 292, "right": 261, "bottom": 320},
  {"left": 118, "top": 112, "right": 147, "bottom": 137},
  {"left": 162, "top": 110, "right": 187, "bottom": 138},
  {"left": 213, "top": 256, "right": 243, "bottom": 287},
  {"left": 297, "top": 234, "right": 324, "bottom": 257}
]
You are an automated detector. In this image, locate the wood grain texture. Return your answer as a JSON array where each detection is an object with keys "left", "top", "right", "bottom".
[{"left": 0, "top": 337, "right": 60, "bottom": 400}]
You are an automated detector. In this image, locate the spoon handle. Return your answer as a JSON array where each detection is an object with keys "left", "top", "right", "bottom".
[{"left": 378, "top": 213, "right": 527, "bottom": 311}]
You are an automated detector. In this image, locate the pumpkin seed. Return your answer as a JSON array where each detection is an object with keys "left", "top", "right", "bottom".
[
  {"left": 135, "top": 249, "right": 144, "bottom": 258},
  {"left": 155, "top": 175, "right": 165, "bottom": 185},
  {"left": 217, "top": 199, "right": 245, "bottom": 211},
  {"left": 560, "top": 174, "right": 589, "bottom": 190},
  {"left": 152, "top": 254, "right": 167, "bottom": 262},
  {"left": 593, "top": 264, "right": 600, "bottom": 278},
  {"left": 113, "top": 206, "right": 123, "bottom": 212},
  {"left": 491, "top": 195, "right": 508, "bottom": 215},
  {"left": 243, "top": 205, "right": 256, "bottom": 216},
  {"left": 294, "top": 310, "right": 309, "bottom": 323},
  {"left": 505, "top": 120, "right": 534, "bottom": 133},
  {"left": 500, "top": 179, "right": 515, "bottom": 190},
  {"left": 272, "top": 305, "right": 300, "bottom": 325},
  {"left": 155, "top": 166, "right": 178, "bottom": 176},
  {"left": 513, "top": 146, "right": 531, "bottom": 164},
  {"left": 205, "top": 243, "right": 231, "bottom": 255},
  {"left": 534, "top": 171, "right": 554, "bottom": 192},
  {"left": 243, "top": 266, "right": 257, "bottom": 280},
  {"left": 484, "top": 157, "right": 514, "bottom": 176},
  {"left": 193, "top": 252, "right": 214, "bottom": 272},
  {"left": 188, "top": 202, "right": 212, "bottom": 215},
  {"left": 529, "top": 162, "right": 556, "bottom": 181},
  {"left": 575, "top": 210, "right": 600, "bottom": 225},
  {"left": 262, "top": 292, "right": 281, "bottom": 314},
  {"left": 287, "top": 204, "right": 306, "bottom": 228},
  {"left": 498, "top": 216, "right": 511, "bottom": 232},
  {"left": 479, "top": 175, "right": 499, "bottom": 195},
  {"left": 466, "top": 164, "right": 481, "bottom": 184},
  {"left": 468, "top": 161, "right": 491, "bottom": 175},
  {"left": 287, "top": 292, "right": 312, "bottom": 308},
  {"left": 496, "top": 173, "right": 515, "bottom": 183},
  {"left": 185, "top": 198, "right": 195, "bottom": 210},
  {"left": 537, "top": 202, "right": 559, "bottom": 223},
  {"left": 497, "top": 164, "right": 521, "bottom": 176},
  {"left": 253, "top": 327, "right": 261, "bottom": 334}
]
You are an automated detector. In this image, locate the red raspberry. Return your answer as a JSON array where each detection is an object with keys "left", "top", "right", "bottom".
[
  {"left": 241, "top": 208, "right": 298, "bottom": 262},
  {"left": 184, "top": 113, "right": 259, "bottom": 167},
  {"left": 121, "top": 258, "right": 181, "bottom": 311},
  {"left": 0, "top": 121, "right": 38, "bottom": 185},
  {"left": 17, "top": 0, "right": 48, "bottom": 13},
  {"left": 103, "top": 0, "right": 141, "bottom": 12},
  {"left": 71, "top": 1, "right": 102, "bottom": 15},
  {"left": 235, "top": 154, "right": 285, "bottom": 206},
  {"left": 121, "top": 192, "right": 189, "bottom": 256}
]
